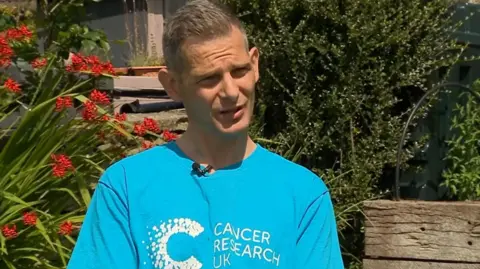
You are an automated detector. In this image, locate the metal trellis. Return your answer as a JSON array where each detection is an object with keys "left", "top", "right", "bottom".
[{"left": 394, "top": 82, "right": 480, "bottom": 201}]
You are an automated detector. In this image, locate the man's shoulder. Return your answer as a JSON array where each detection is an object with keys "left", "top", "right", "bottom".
[
  {"left": 119, "top": 143, "right": 173, "bottom": 166},
  {"left": 99, "top": 143, "right": 177, "bottom": 187},
  {"left": 258, "top": 147, "right": 311, "bottom": 173},
  {"left": 257, "top": 145, "right": 328, "bottom": 194}
]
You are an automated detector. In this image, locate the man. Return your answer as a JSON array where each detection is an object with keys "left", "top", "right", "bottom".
[{"left": 67, "top": 0, "right": 344, "bottom": 268}]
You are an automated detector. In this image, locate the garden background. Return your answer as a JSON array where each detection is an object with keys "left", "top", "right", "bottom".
[{"left": 1, "top": 0, "right": 480, "bottom": 268}]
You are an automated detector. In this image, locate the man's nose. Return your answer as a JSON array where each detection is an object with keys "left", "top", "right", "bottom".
[{"left": 219, "top": 73, "right": 240, "bottom": 101}]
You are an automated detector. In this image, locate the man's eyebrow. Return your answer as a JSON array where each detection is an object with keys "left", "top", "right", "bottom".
[
  {"left": 192, "top": 68, "right": 220, "bottom": 79},
  {"left": 192, "top": 62, "right": 251, "bottom": 78},
  {"left": 232, "top": 62, "right": 251, "bottom": 69}
]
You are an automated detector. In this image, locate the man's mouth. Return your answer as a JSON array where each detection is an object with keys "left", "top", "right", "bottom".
[{"left": 220, "top": 105, "right": 244, "bottom": 114}]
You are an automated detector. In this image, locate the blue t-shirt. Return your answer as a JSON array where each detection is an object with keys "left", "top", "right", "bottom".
[{"left": 67, "top": 142, "right": 344, "bottom": 269}]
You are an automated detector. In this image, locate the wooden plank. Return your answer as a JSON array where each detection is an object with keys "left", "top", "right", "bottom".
[
  {"left": 364, "top": 259, "right": 480, "bottom": 269},
  {"left": 113, "top": 76, "right": 163, "bottom": 90},
  {"left": 364, "top": 200, "right": 480, "bottom": 263},
  {"left": 146, "top": 0, "right": 164, "bottom": 57},
  {"left": 97, "top": 76, "right": 164, "bottom": 91}
]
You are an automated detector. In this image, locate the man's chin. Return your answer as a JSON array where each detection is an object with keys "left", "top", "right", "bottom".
[{"left": 213, "top": 119, "right": 250, "bottom": 137}]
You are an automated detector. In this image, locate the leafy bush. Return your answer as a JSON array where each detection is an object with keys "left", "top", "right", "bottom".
[
  {"left": 36, "top": 0, "right": 111, "bottom": 59},
  {"left": 442, "top": 80, "right": 480, "bottom": 201},
  {"left": 0, "top": 8, "right": 177, "bottom": 268},
  {"left": 221, "top": 0, "right": 474, "bottom": 266}
]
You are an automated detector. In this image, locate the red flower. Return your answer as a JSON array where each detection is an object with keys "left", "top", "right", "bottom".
[
  {"left": 3, "top": 78, "right": 21, "bottom": 93},
  {"left": 101, "top": 114, "right": 110, "bottom": 121},
  {"left": 91, "top": 64, "right": 104, "bottom": 76},
  {"left": 59, "top": 221, "right": 73, "bottom": 235},
  {"left": 133, "top": 123, "right": 147, "bottom": 136},
  {"left": 18, "top": 25, "right": 33, "bottom": 39},
  {"left": 51, "top": 154, "right": 74, "bottom": 178},
  {"left": 89, "top": 89, "right": 110, "bottom": 105},
  {"left": 68, "top": 53, "right": 88, "bottom": 72},
  {"left": 71, "top": 53, "right": 85, "bottom": 65},
  {"left": 113, "top": 113, "right": 127, "bottom": 136},
  {"left": 23, "top": 212, "right": 37, "bottom": 226},
  {"left": 52, "top": 164, "right": 66, "bottom": 178},
  {"left": 101, "top": 62, "right": 115, "bottom": 75},
  {"left": 114, "top": 112, "right": 127, "bottom": 122},
  {"left": 85, "top": 55, "right": 100, "bottom": 65},
  {"left": 55, "top": 98, "right": 63, "bottom": 111},
  {"left": 66, "top": 53, "right": 115, "bottom": 76},
  {"left": 2, "top": 224, "right": 18, "bottom": 239},
  {"left": 81, "top": 100, "right": 97, "bottom": 121},
  {"left": 54, "top": 154, "right": 74, "bottom": 169},
  {"left": 132, "top": 118, "right": 161, "bottom": 137},
  {"left": 64, "top": 96, "right": 73, "bottom": 108},
  {"left": 143, "top": 118, "right": 161, "bottom": 133},
  {"left": 0, "top": 36, "right": 13, "bottom": 67},
  {"left": 55, "top": 96, "right": 73, "bottom": 112},
  {"left": 31, "top": 57, "right": 47, "bottom": 69},
  {"left": 142, "top": 140, "right": 154, "bottom": 149},
  {"left": 162, "top": 130, "right": 178, "bottom": 142},
  {"left": 4, "top": 25, "right": 32, "bottom": 41}
]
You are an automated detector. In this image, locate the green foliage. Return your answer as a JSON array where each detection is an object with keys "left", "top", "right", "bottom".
[
  {"left": 0, "top": 62, "right": 107, "bottom": 268},
  {"left": 0, "top": 5, "right": 35, "bottom": 29},
  {"left": 0, "top": 3, "right": 174, "bottom": 268},
  {"left": 223, "top": 0, "right": 474, "bottom": 266},
  {"left": 0, "top": 44, "right": 169, "bottom": 269},
  {"left": 37, "top": 0, "right": 110, "bottom": 59},
  {"left": 442, "top": 80, "right": 480, "bottom": 201},
  {"left": 0, "top": 11, "right": 116, "bottom": 264},
  {"left": 128, "top": 51, "right": 165, "bottom": 67}
]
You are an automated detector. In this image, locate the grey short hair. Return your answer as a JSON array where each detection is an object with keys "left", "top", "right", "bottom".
[{"left": 162, "top": 0, "right": 249, "bottom": 74}]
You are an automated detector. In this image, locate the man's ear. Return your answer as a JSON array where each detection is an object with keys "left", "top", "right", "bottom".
[
  {"left": 158, "top": 67, "right": 182, "bottom": 102},
  {"left": 249, "top": 47, "right": 260, "bottom": 82}
]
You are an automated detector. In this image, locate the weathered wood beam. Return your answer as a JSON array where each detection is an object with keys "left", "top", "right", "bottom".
[
  {"left": 364, "top": 259, "right": 480, "bottom": 269},
  {"left": 97, "top": 76, "right": 164, "bottom": 92},
  {"left": 364, "top": 200, "right": 480, "bottom": 263},
  {"left": 146, "top": 0, "right": 164, "bottom": 57}
]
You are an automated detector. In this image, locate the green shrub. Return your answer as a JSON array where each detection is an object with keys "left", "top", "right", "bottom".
[
  {"left": 442, "top": 80, "right": 480, "bottom": 201},
  {"left": 221, "top": 0, "right": 474, "bottom": 266}
]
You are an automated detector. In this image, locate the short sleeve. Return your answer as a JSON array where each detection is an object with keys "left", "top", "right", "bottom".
[
  {"left": 295, "top": 190, "right": 344, "bottom": 269},
  {"left": 67, "top": 169, "right": 137, "bottom": 269}
]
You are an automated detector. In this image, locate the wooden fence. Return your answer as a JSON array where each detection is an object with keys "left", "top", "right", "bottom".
[{"left": 82, "top": 0, "right": 187, "bottom": 67}]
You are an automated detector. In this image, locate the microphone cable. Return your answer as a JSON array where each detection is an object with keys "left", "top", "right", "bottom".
[{"left": 191, "top": 162, "right": 215, "bottom": 239}]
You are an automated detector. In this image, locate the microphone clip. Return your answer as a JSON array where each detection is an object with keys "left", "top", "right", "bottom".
[{"left": 192, "top": 162, "right": 213, "bottom": 177}]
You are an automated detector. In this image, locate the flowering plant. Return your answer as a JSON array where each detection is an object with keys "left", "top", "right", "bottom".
[{"left": 0, "top": 10, "right": 177, "bottom": 268}]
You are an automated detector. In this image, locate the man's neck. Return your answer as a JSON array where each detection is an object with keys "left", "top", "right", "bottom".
[{"left": 175, "top": 127, "right": 257, "bottom": 170}]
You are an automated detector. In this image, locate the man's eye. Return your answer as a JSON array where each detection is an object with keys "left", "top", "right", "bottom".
[
  {"left": 199, "top": 75, "right": 214, "bottom": 82},
  {"left": 198, "top": 75, "right": 219, "bottom": 85},
  {"left": 232, "top": 68, "right": 249, "bottom": 78}
]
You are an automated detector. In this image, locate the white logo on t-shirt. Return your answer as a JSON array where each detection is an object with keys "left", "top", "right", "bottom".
[
  {"left": 143, "top": 218, "right": 281, "bottom": 268},
  {"left": 143, "top": 218, "right": 204, "bottom": 269}
]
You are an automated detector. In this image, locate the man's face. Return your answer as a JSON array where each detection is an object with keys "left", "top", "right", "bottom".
[{"left": 168, "top": 27, "right": 259, "bottom": 137}]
